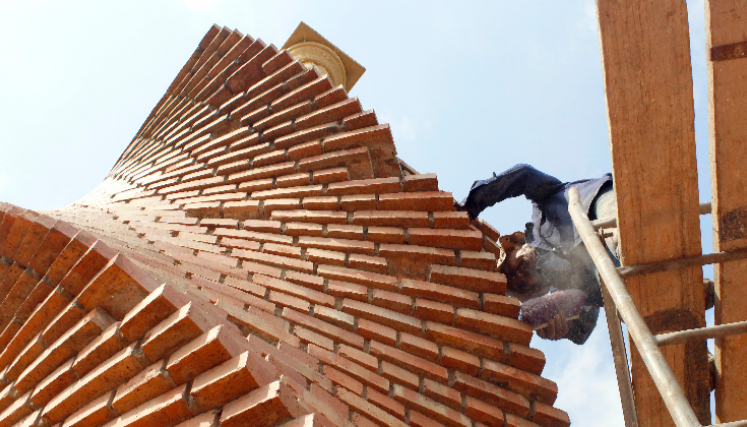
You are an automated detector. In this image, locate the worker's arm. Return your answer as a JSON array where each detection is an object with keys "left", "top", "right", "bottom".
[{"left": 457, "top": 164, "right": 563, "bottom": 220}]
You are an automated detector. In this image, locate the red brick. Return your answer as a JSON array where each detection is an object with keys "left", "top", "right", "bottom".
[
  {"left": 72, "top": 322, "right": 129, "bottom": 377},
  {"left": 108, "top": 382, "right": 195, "bottom": 427},
  {"left": 269, "top": 292, "right": 309, "bottom": 313},
  {"left": 119, "top": 284, "right": 188, "bottom": 342},
  {"left": 429, "top": 264, "right": 507, "bottom": 293},
  {"left": 220, "top": 303, "right": 300, "bottom": 347},
  {"left": 479, "top": 359, "right": 557, "bottom": 404},
  {"left": 342, "top": 110, "right": 378, "bottom": 130},
  {"left": 15, "top": 308, "right": 114, "bottom": 393},
  {"left": 378, "top": 244, "right": 456, "bottom": 266},
  {"left": 216, "top": 228, "right": 293, "bottom": 247},
  {"left": 314, "top": 86, "right": 348, "bottom": 109},
  {"left": 235, "top": 249, "right": 314, "bottom": 274},
  {"left": 76, "top": 254, "right": 161, "bottom": 319},
  {"left": 423, "top": 378, "right": 462, "bottom": 411},
  {"left": 302, "top": 196, "right": 339, "bottom": 210},
  {"left": 313, "top": 306, "right": 356, "bottom": 330},
  {"left": 297, "top": 148, "right": 371, "bottom": 175},
  {"left": 191, "top": 350, "right": 276, "bottom": 411},
  {"left": 356, "top": 319, "right": 397, "bottom": 346},
  {"left": 42, "top": 342, "right": 149, "bottom": 424},
  {"left": 530, "top": 402, "right": 570, "bottom": 427},
  {"left": 351, "top": 211, "right": 428, "bottom": 228},
  {"left": 405, "top": 228, "right": 482, "bottom": 251},
  {"left": 506, "top": 344, "right": 546, "bottom": 376},
  {"left": 320, "top": 125, "right": 395, "bottom": 167},
  {"left": 219, "top": 379, "right": 305, "bottom": 427},
  {"left": 247, "top": 336, "right": 330, "bottom": 392},
  {"left": 30, "top": 359, "right": 78, "bottom": 408},
  {"left": 0, "top": 391, "right": 34, "bottom": 427},
  {"left": 403, "top": 174, "right": 439, "bottom": 192},
  {"left": 325, "top": 224, "right": 363, "bottom": 240},
  {"left": 327, "top": 178, "right": 400, "bottom": 196},
  {"left": 460, "top": 251, "right": 497, "bottom": 271},
  {"left": 366, "top": 227, "right": 405, "bottom": 244},
  {"left": 377, "top": 192, "right": 453, "bottom": 211},
  {"left": 440, "top": 346, "right": 481, "bottom": 377},
  {"left": 392, "top": 385, "right": 470, "bottom": 427},
  {"left": 285, "top": 270, "right": 325, "bottom": 291},
  {"left": 276, "top": 173, "right": 313, "bottom": 188},
  {"left": 324, "top": 365, "right": 363, "bottom": 395},
  {"left": 476, "top": 220, "right": 501, "bottom": 242},
  {"left": 454, "top": 309, "right": 532, "bottom": 346},
  {"left": 165, "top": 324, "right": 249, "bottom": 385},
  {"left": 464, "top": 396, "right": 505, "bottom": 427},
  {"left": 380, "top": 360, "right": 419, "bottom": 390},
  {"left": 0, "top": 286, "right": 70, "bottom": 374},
  {"left": 240, "top": 220, "right": 278, "bottom": 234},
  {"left": 452, "top": 372, "right": 530, "bottom": 418},
  {"left": 409, "top": 411, "right": 445, "bottom": 427},
  {"left": 399, "top": 333, "right": 439, "bottom": 362},
  {"left": 264, "top": 242, "right": 303, "bottom": 259},
  {"left": 335, "top": 388, "right": 407, "bottom": 427},
  {"left": 400, "top": 279, "right": 480, "bottom": 309},
  {"left": 227, "top": 161, "right": 296, "bottom": 184},
  {"left": 367, "top": 388, "right": 405, "bottom": 420},
  {"left": 274, "top": 122, "right": 340, "bottom": 150},
  {"left": 338, "top": 344, "right": 378, "bottom": 372},
  {"left": 112, "top": 359, "right": 176, "bottom": 414},
  {"left": 369, "top": 341, "right": 448, "bottom": 383},
  {"left": 505, "top": 413, "right": 542, "bottom": 427},
  {"left": 287, "top": 140, "right": 323, "bottom": 161},
  {"left": 0, "top": 210, "right": 40, "bottom": 259},
  {"left": 57, "top": 241, "right": 118, "bottom": 296},
  {"left": 326, "top": 280, "right": 367, "bottom": 302},
  {"left": 272, "top": 209, "right": 347, "bottom": 224},
  {"left": 175, "top": 409, "right": 220, "bottom": 427},
  {"left": 295, "top": 326, "right": 334, "bottom": 350},
  {"left": 431, "top": 212, "right": 469, "bottom": 230},
  {"left": 295, "top": 98, "right": 362, "bottom": 130},
  {"left": 339, "top": 194, "right": 376, "bottom": 211},
  {"left": 41, "top": 301, "right": 87, "bottom": 346},
  {"left": 371, "top": 289, "right": 412, "bottom": 314},
  {"left": 308, "top": 345, "right": 388, "bottom": 393},
  {"left": 313, "top": 167, "right": 348, "bottom": 184},
  {"left": 282, "top": 308, "right": 363, "bottom": 349},
  {"left": 342, "top": 299, "right": 420, "bottom": 335},
  {"left": 29, "top": 219, "right": 77, "bottom": 274},
  {"left": 425, "top": 322, "right": 505, "bottom": 361},
  {"left": 414, "top": 299, "right": 454, "bottom": 324},
  {"left": 317, "top": 265, "right": 397, "bottom": 291},
  {"left": 483, "top": 294, "right": 521, "bottom": 318},
  {"left": 272, "top": 76, "right": 333, "bottom": 111}
]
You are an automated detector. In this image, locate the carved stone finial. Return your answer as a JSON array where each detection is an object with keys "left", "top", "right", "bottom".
[{"left": 283, "top": 22, "right": 366, "bottom": 92}]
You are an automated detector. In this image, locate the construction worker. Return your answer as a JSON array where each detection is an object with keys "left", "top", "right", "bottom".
[{"left": 456, "top": 164, "right": 617, "bottom": 344}]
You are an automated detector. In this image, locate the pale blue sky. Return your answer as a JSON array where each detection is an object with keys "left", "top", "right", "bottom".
[{"left": 0, "top": 1, "right": 716, "bottom": 425}]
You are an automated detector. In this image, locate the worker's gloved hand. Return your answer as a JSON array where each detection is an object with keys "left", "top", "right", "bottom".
[{"left": 537, "top": 310, "right": 570, "bottom": 340}]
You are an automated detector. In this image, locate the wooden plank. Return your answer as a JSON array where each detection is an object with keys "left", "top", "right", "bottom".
[
  {"left": 706, "top": 0, "right": 747, "bottom": 422},
  {"left": 596, "top": 1, "right": 709, "bottom": 425}
]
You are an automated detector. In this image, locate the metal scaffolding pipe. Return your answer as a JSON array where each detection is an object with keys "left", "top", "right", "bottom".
[
  {"left": 655, "top": 319, "right": 747, "bottom": 347},
  {"left": 568, "top": 187, "right": 702, "bottom": 427},
  {"left": 590, "top": 201, "right": 712, "bottom": 230},
  {"left": 617, "top": 248, "right": 747, "bottom": 278}
]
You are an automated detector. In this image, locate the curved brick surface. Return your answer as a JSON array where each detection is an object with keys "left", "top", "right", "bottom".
[{"left": 0, "top": 25, "right": 570, "bottom": 427}]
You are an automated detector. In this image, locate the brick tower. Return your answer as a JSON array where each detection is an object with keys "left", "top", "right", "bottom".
[{"left": 0, "top": 24, "right": 571, "bottom": 427}]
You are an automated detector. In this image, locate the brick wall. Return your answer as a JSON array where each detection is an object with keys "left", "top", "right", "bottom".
[{"left": 0, "top": 25, "right": 570, "bottom": 427}]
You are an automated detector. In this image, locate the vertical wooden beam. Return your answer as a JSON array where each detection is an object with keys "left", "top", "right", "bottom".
[
  {"left": 706, "top": 1, "right": 747, "bottom": 422},
  {"left": 596, "top": 1, "right": 709, "bottom": 425}
]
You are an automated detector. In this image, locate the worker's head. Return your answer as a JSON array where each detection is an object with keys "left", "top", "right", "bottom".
[{"left": 501, "top": 244, "right": 548, "bottom": 301}]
